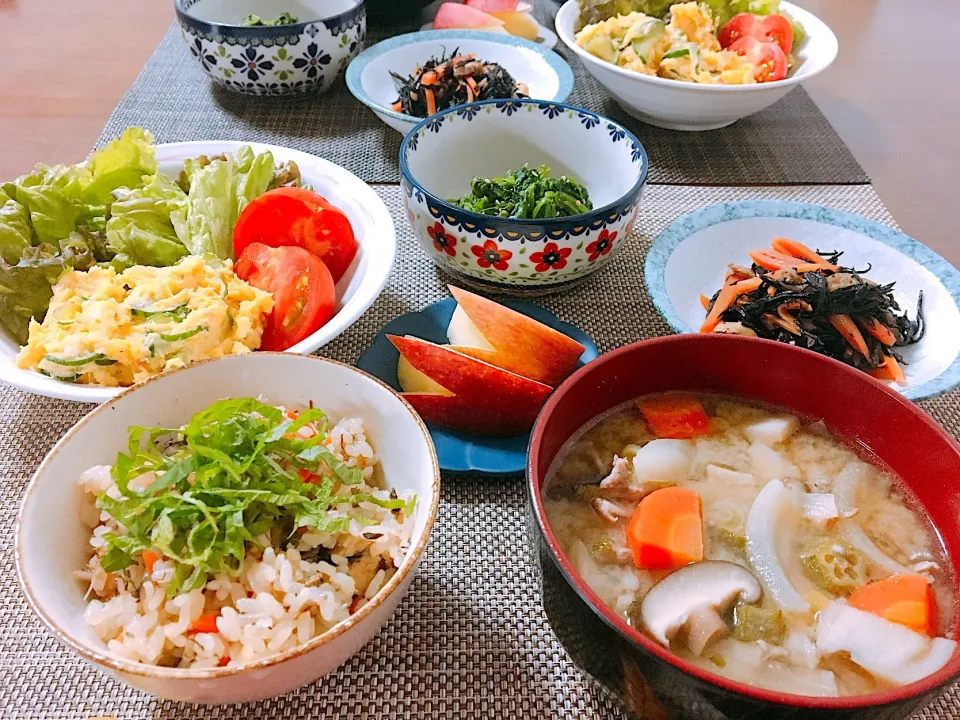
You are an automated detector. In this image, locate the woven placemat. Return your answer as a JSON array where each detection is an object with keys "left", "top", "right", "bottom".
[
  {"left": 96, "top": 21, "right": 867, "bottom": 186},
  {"left": 0, "top": 183, "right": 955, "bottom": 719}
]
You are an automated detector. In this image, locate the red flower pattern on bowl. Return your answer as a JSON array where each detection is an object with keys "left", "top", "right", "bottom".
[
  {"left": 471, "top": 240, "right": 513, "bottom": 271},
  {"left": 530, "top": 242, "right": 572, "bottom": 272},
  {"left": 427, "top": 222, "right": 457, "bottom": 257},
  {"left": 585, "top": 229, "right": 617, "bottom": 262}
]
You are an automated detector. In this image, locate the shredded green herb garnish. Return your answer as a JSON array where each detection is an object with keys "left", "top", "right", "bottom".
[
  {"left": 451, "top": 165, "right": 593, "bottom": 219},
  {"left": 241, "top": 12, "right": 299, "bottom": 26},
  {"left": 96, "top": 398, "right": 415, "bottom": 597}
]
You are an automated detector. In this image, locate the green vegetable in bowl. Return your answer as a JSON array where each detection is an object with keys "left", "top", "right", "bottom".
[
  {"left": 800, "top": 537, "right": 869, "bottom": 593},
  {"left": 451, "top": 165, "right": 593, "bottom": 220},
  {"left": 241, "top": 12, "right": 300, "bottom": 26},
  {"left": 96, "top": 399, "right": 415, "bottom": 597},
  {"left": 733, "top": 604, "right": 786, "bottom": 643}
]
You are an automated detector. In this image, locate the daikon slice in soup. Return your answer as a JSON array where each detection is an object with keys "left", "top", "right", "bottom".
[{"left": 543, "top": 393, "right": 956, "bottom": 698}]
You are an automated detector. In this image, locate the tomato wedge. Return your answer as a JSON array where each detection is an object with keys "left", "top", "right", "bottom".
[
  {"left": 233, "top": 188, "right": 358, "bottom": 283},
  {"left": 729, "top": 37, "right": 788, "bottom": 83},
  {"left": 719, "top": 12, "right": 794, "bottom": 55},
  {"left": 235, "top": 242, "right": 336, "bottom": 351}
]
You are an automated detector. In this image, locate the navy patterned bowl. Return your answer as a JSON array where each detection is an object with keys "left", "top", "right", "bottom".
[
  {"left": 174, "top": 0, "right": 366, "bottom": 96},
  {"left": 399, "top": 99, "right": 648, "bottom": 296}
]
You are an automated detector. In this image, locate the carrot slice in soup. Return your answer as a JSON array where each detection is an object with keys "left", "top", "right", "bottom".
[
  {"left": 700, "top": 277, "right": 762, "bottom": 333},
  {"left": 848, "top": 574, "right": 932, "bottom": 635},
  {"left": 627, "top": 487, "right": 703, "bottom": 570},
  {"left": 638, "top": 395, "right": 710, "bottom": 439}
]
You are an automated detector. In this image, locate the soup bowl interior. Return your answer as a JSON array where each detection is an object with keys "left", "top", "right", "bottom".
[
  {"left": 528, "top": 333, "right": 960, "bottom": 713},
  {"left": 16, "top": 353, "right": 440, "bottom": 702},
  {"left": 181, "top": 0, "right": 358, "bottom": 25}
]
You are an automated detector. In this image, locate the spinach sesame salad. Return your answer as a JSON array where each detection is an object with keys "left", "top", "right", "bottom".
[
  {"left": 451, "top": 164, "right": 593, "bottom": 219},
  {"left": 78, "top": 397, "right": 418, "bottom": 668}
]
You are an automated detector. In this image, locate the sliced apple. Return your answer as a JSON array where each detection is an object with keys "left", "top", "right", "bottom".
[
  {"left": 398, "top": 355, "right": 453, "bottom": 396},
  {"left": 446, "top": 285, "right": 585, "bottom": 387},
  {"left": 389, "top": 334, "right": 552, "bottom": 437},
  {"left": 489, "top": 10, "right": 539, "bottom": 40}
]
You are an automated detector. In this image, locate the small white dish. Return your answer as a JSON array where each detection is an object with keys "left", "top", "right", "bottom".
[
  {"left": 16, "top": 352, "right": 441, "bottom": 703},
  {"left": 419, "top": 20, "right": 558, "bottom": 49},
  {"left": 346, "top": 29, "right": 573, "bottom": 135},
  {"left": 555, "top": 0, "right": 838, "bottom": 131},
  {"left": 645, "top": 200, "right": 960, "bottom": 400},
  {"left": 0, "top": 141, "right": 396, "bottom": 403}
]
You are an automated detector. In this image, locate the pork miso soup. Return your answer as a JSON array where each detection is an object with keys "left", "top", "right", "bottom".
[{"left": 543, "top": 394, "right": 957, "bottom": 697}]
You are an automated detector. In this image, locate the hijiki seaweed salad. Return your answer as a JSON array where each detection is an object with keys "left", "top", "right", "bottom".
[
  {"left": 700, "top": 238, "right": 924, "bottom": 383},
  {"left": 391, "top": 49, "right": 528, "bottom": 118},
  {"left": 78, "top": 398, "right": 416, "bottom": 668}
]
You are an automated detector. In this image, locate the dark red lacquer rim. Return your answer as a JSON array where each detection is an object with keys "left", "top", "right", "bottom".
[{"left": 527, "top": 334, "right": 960, "bottom": 710}]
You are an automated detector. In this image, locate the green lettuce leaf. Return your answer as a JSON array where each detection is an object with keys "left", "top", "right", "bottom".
[
  {"left": 0, "top": 199, "right": 35, "bottom": 264},
  {"left": 0, "top": 245, "right": 68, "bottom": 343},
  {"left": 106, "top": 173, "right": 189, "bottom": 269},
  {"left": 4, "top": 164, "right": 92, "bottom": 244},
  {"left": 86, "top": 127, "right": 158, "bottom": 204},
  {"left": 235, "top": 146, "right": 276, "bottom": 215},
  {"left": 173, "top": 155, "right": 238, "bottom": 260}
]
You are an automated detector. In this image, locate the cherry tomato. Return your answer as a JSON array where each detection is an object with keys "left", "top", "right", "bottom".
[
  {"left": 720, "top": 13, "right": 793, "bottom": 55},
  {"left": 729, "top": 37, "right": 788, "bottom": 83},
  {"left": 233, "top": 188, "right": 358, "bottom": 283},
  {"left": 235, "top": 242, "right": 336, "bottom": 352}
]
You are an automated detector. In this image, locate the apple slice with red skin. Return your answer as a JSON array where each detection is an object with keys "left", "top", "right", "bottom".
[
  {"left": 446, "top": 285, "right": 585, "bottom": 387},
  {"left": 389, "top": 334, "right": 552, "bottom": 437}
]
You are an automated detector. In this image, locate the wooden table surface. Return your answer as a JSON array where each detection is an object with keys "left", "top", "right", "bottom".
[{"left": 1, "top": 0, "right": 957, "bottom": 265}]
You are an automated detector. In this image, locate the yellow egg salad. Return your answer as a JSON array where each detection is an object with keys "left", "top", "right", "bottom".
[
  {"left": 576, "top": 2, "right": 755, "bottom": 84},
  {"left": 16, "top": 256, "right": 273, "bottom": 386}
]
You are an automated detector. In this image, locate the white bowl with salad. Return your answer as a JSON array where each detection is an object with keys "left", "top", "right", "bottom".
[
  {"left": 0, "top": 129, "right": 396, "bottom": 403},
  {"left": 16, "top": 352, "right": 441, "bottom": 703},
  {"left": 556, "top": 0, "right": 838, "bottom": 131}
]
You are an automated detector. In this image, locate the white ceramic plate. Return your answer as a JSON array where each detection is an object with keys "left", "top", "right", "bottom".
[
  {"left": 419, "top": 20, "right": 558, "bottom": 49},
  {"left": 16, "top": 353, "right": 440, "bottom": 702},
  {"left": 0, "top": 141, "right": 396, "bottom": 404},
  {"left": 645, "top": 201, "right": 960, "bottom": 400}
]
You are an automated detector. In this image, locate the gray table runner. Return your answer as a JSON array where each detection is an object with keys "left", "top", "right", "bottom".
[
  {"left": 97, "top": 22, "right": 867, "bottom": 186},
  {"left": 1, "top": 184, "right": 955, "bottom": 719}
]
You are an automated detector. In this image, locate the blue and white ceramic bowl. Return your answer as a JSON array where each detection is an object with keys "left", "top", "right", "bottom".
[
  {"left": 645, "top": 200, "right": 960, "bottom": 400},
  {"left": 347, "top": 30, "right": 573, "bottom": 135},
  {"left": 399, "top": 99, "right": 648, "bottom": 294},
  {"left": 174, "top": 0, "right": 366, "bottom": 95}
]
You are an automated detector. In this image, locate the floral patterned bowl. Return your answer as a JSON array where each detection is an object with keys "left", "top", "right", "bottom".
[
  {"left": 399, "top": 99, "right": 648, "bottom": 294},
  {"left": 174, "top": 0, "right": 366, "bottom": 96}
]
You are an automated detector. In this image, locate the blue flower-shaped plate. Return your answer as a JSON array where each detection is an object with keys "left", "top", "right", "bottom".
[
  {"left": 356, "top": 298, "right": 598, "bottom": 474},
  {"left": 644, "top": 200, "right": 960, "bottom": 401}
]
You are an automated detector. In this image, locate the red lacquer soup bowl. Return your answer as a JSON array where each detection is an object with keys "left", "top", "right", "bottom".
[{"left": 527, "top": 334, "right": 960, "bottom": 720}]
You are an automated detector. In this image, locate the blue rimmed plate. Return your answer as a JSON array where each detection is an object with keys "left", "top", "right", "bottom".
[
  {"left": 345, "top": 30, "right": 574, "bottom": 135},
  {"left": 356, "top": 298, "right": 598, "bottom": 474},
  {"left": 645, "top": 200, "right": 960, "bottom": 401}
]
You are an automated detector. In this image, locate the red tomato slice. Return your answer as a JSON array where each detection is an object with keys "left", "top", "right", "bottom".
[
  {"left": 729, "top": 37, "right": 788, "bottom": 83},
  {"left": 720, "top": 12, "right": 793, "bottom": 55},
  {"left": 235, "top": 242, "right": 336, "bottom": 352},
  {"left": 233, "top": 188, "right": 358, "bottom": 283}
]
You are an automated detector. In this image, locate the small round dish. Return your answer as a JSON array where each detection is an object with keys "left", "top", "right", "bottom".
[
  {"left": 346, "top": 29, "right": 573, "bottom": 135},
  {"left": 16, "top": 352, "right": 441, "bottom": 703},
  {"left": 555, "top": 0, "right": 838, "bottom": 131},
  {"left": 399, "top": 98, "right": 648, "bottom": 295},
  {"left": 644, "top": 200, "right": 960, "bottom": 401},
  {"left": 0, "top": 141, "right": 396, "bottom": 403},
  {"left": 419, "top": 21, "right": 559, "bottom": 50},
  {"left": 355, "top": 297, "right": 598, "bottom": 474},
  {"left": 174, "top": 0, "right": 366, "bottom": 95}
]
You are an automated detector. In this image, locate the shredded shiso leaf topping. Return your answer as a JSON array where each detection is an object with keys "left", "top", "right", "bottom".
[{"left": 96, "top": 398, "right": 414, "bottom": 597}]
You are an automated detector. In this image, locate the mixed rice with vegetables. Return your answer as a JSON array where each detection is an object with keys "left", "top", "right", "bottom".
[{"left": 77, "top": 398, "right": 416, "bottom": 669}]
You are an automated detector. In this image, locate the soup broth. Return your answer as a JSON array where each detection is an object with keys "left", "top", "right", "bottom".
[{"left": 544, "top": 394, "right": 956, "bottom": 697}]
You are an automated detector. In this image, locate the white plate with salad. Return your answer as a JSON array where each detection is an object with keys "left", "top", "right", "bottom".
[{"left": 0, "top": 130, "right": 396, "bottom": 403}]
